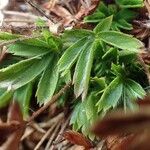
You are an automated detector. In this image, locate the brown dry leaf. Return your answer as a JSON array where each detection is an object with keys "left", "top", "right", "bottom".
[
  {"left": 92, "top": 106, "right": 150, "bottom": 137},
  {"left": 139, "top": 50, "right": 150, "bottom": 65},
  {"left": 0, "top": 121, "right": 21, "bottom": 138},
  {"left": 106, "top": 130, "right": 150, "bottom": 150},
  {"left": 63, "top": 130, "right": 93, "bottom": 150},
  {"left": 0, "top": 101, "right": 25, "bottom": 150},
  {"left": 106, "top": 134, "right": 135, "bottom": 150},
  {"left": 43, "top": 0, "right": 100, "bottom": 27},
  {"left": 75, "top": 0, "right": 100, "bottom": 21},
  {"left": 136, "top": 96, "right": 150, "bottom": 106}
]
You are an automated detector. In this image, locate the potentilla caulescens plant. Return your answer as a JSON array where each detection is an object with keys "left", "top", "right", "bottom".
[{"left": 0, "top": 0, "right": 147, "bottom": 139}]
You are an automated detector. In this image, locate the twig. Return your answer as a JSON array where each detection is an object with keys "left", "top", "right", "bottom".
[
  {"left": 27, "top": 82, "right": 72, "bottom": 123},
  {"left": 4, "top": 18, "right": 34, "bottom": 23},
  {"left": 138, "top": 54, "right": 150, "bottom": 84},
  {"left": 54, "top": 116, "right": 70, "bottom": 143},
  {"left": 45, "top": 122, "right": 61, "bottom": 150},
  {"left": 30, "top": 122, "right": 46, "bottom": 134},
  {"left": 0, "top": 24, "right": 49, "bottom": 30},
  {"left": 24, "top": 0, "right": 54, "bottom": 22},
  {"left": 3, "top": 10, "right": 42, "bottom": 20},
  {"left": 38, "top": 113, "right": 64, "bottom": 128},
  {"left": 0, "top": 35, "right": 41, "bottom": 47},
  {"left": 34, "top": 122, "right": 57, "bottom": 150}
]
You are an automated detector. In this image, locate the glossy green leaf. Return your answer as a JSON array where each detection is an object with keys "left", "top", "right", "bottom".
[
  {"left": 116, "top": 19, "right": 133, "bottom": 30},
  {"left": 126, "top": 79, "right": 146, "bottom": 99},
  {"left": 36, "top": 57, "right": 59, "bottom": 104},
  {"left": 62, "top": 29, "right": 94, "bottom": 45},
  {"left": 94, "top": 15, "right": 113, "bottom": 33},
  {"left": 0, "top": 55, "right": 50, "bottom": 89},
  {"left": 97, "top": 77, "right": 123, "bottom": 112},
  {"left": 73, "top": 40, "right": 97, "bottom": 99},
  {"left": 85, "top": 93, "right": 97, "bottom": 120},
  {"left": 102, "top": 47, "right": 117, "bottom": 61},
  {"left": 13, "top": 83, "right": 33, "bottom": 118},
  {"left": 115, "top": 0, "right": 144, "bottom": 8},
  {"left": 58, "top": 37, "right": 88, "bottom": 75},
  {"left": 8, "top": 43, "right": 50, "bottom": 57},
  {"left": 84, "top": 12, "right": 105, "bottom": 23},
  {"left": 98, "top": 31, "right": 143, "bottom": 51},
  {"left": 42, "top": 29, "right": 62, "bottom": 51}
]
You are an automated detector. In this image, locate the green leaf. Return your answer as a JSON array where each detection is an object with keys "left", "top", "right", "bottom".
[
  {"left": 115, "top": 0, "right": 144, "bottom": 8},
  {"left": 98, "top": 31, "right": 143, "bottom": 51},
  {"left": 119, "top": 50, "right": 136, "bottom": 63},
  {"left": 70, "top": 103, "right": 81, "bottom": 125},
  {"left": 84, "top": 12, "right": 105, "bottom": 23},
  {"left": 62, "top": 29, "right": 94, "bottom": 45},
  {"left": 42, "top": 30, "right": 62, "bottom": 51},
  {"left": 94, "top": 15, "right": 113, "bottom": 33},
  {"left": 0, "top": 55, "right": 50, "bottom": 89},
  {"left": 21, "top": 38, "right": 48, "bottom": 48},
  {"left": 85, "top": 93, "right": 97, "bottom": 120},
  {"left": 0, "top": 32, "right": 20, "bottom": 40},
  {"left": 77, "top": 103, "right": 87, "bottom": 129},
  {"left": 36, "top": 57, "right": 59, "bottom": 105},
  {"left": 116, "top": 19, "right": 133, "bottom": 30},
  {"left": 8, "top": 43, "right": 50, "bottom": 57},
  {"left": 102, "top": 47, "right": 117, "bottom": 61},
  {"left": 35, "top": 18, "right": 46, "bottom": 27},
  {"left": 126, "top": 79, "right": 146, "bottom": 99},
  {"left": 0, "top": 89, "right": 14, "bottom": 108},
  {"left": 58, "top": 37, "right": 88, "bottom": 75},
  {"left": 13, "top": 83, "right": 33, "bottom": 118},
  {"left": 116, "top": 9, "right": 137, "bottom": 22},
  {"left": 97, "top": 77, "right": 123, "bottom": 112},
  {"left": 73, "top": 40, "right": 97, "bottom": 99}
]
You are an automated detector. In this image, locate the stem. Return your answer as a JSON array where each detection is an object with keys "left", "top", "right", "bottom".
[{"left": 27, "top": 82, "right": 72, "bottom": 124}]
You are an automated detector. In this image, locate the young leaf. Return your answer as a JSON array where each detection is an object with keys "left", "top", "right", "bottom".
[
  {"left": 94, "top": 15, "right": 113, "bottom": 33},
  {"left": 73, "top": 40, "right": 97, "bottom": 99},
  {"left": 97, "top": 77, "right": 123, "bottom": 112},
  {"left": 36, "top": 57, "right": 59, "bottom": 105},
  {"left": 13, "top": 83, "right": 33, "bottom": 118},
  {"left": 58, "top": 37, "right": 88, "bottom": 75},
  {"left": 0, "top": 55, "right": 50, "bottom": 89},
  {"left": 98, "top": 31, "right": 143, "bottom": 51}
]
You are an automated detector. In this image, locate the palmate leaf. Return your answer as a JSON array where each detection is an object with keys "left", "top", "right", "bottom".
[
  {"left": 14, "top": 82, "right": 33, "bottom": 118},
  {"left": 36, "top": 56, "right": 59, "bottom": 105},
  {"left": 98, "top": 31, "right": 143, "bottom": 51},
  {"left": 0, "top": 54, "right": 50, "bottom": 89},
  {"left": 97, "top": 77, "right": 123, "bottom": 112},
  {"left": 58, "top": 37, "right": 88, "bottom": 76},
  {"left": 73, "top": 39, "right": 97, "bottom": 99}
]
